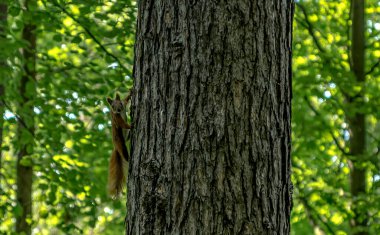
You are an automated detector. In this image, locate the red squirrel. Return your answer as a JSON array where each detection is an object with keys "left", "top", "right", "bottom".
[{"left": 106, "top": 93, "right": 132, "bottom": 198}]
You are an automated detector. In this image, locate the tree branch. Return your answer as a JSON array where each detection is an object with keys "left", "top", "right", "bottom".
[
  {"left": 298, "top": 195, "right": 335, "bottom": 235},
  {"left": 0, "top": 98, "right": 71, "bottom": 162},
  {"left": 296, "top": 3, "right": 325, "bottom": 53},
  {"left": 295, "top": 2, "right": 353, "bottom": 100},
  {"left": 365, "top": 59, "right": 380, "bottom": 76},
  {"left": 0, "top": 99, "right": 34, "bottom": 136},
  {"left": 50, "top": 1, "right": 129, "bottom": 74},
  {"left": 303, "top": 96, "right": 351, "bottom": 156}
]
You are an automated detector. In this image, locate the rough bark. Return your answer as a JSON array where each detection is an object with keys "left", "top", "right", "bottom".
[
  {"left": 16, "top": 0, "right": 36, "bottom": 234},
  {"left": 348, "top": 0, "right": 368, "bottom": 234},
  {"left": 128, "top": 1, "right": 293, "bottom": 234}
]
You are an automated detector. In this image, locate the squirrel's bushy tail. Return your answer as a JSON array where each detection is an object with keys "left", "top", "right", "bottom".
[{"left": 108, "top": 149, "right": 127, "bottom": 198}]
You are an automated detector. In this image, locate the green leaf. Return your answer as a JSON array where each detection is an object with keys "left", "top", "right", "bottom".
[
  {"left": 53, "top": 34, "right": 62, "bottom": 42},
  {"left": 39, "top": 183, "right": 49, "bottom": 190},
  {"left": 0, "top": 145, "right": 10, "bottom": 151},
  {"left": 20, "top": 156, "right": 33, "bottom": 167},
  {"left": 71, "top": 36, "right": 82, "bottom": 44},
  {"left": 8, "top": 6, "right": 21, "bottom": 17},
  {"left": 48, "top": 185, "right": 57, "bottom": 204}
]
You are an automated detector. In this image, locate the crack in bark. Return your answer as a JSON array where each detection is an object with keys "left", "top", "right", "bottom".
[{"left": 129, "top": 1, "right": 293, "bottom": 234}]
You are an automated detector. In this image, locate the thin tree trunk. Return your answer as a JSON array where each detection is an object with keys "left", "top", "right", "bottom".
[
  {"left": 348, "top": 0, "right": 368, "bottom": 234},
  {"left": 16, "top": 0, "right": 36, "bottom": 234},
  {"left": 128, "top": 1, "right": 294, "bottom": 234},
  {"left": 0, "top": 1, "right": 7, "bottom": 172}
]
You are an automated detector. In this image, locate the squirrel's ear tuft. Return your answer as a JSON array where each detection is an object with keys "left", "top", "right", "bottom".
[
  {"left": 107, "top": 97, "right": 112, "bottom": 105},
  {"left": 115, "top": 93, "right": 121, "bottom": 100}
]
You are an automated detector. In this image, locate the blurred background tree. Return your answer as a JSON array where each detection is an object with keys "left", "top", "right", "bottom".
[
  {"left": 292, "top": 0, "right": 380, "bottom": 234},
  {"left": 0, "top": 0, "right": 136, "bottom": 234},
  {"left": 0, "top": 0, "right": 379, "bottom": 234}
]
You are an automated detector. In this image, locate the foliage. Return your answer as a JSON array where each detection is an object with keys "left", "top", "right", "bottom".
[
  {"left": 0, "top": 0, "right": 135, "bottom": 234},
  {"left": 0, "top": 0, "right": 379, "bottom": 234},
  {"left": 291, "top": 0, "right": 380, "bottom": 234}
]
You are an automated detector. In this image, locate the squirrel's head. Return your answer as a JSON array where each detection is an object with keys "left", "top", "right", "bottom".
[{"left": 107, "top": 93, "right": 125, "bottom": 114}]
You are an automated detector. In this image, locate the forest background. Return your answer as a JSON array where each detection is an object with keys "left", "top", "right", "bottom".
[{"left": 0, "top": 0, "right": 379, "bottom": 234}]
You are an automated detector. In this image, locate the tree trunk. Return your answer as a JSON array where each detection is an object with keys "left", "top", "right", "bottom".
[
  {"left": 128, "top": 1, "right": 294, "bottom": 234},
  {"left": 16, "top": 0, "right": 36, "bottom": 234},
  {"left": 0, "top": 1, "right": 7, "bottom": 171},
  {"left": 348, "top": 0, "right": 368, "bottom": 234}
]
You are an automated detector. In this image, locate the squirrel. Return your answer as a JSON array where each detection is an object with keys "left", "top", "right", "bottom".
[{"left": 106, "top": 92, "right": 132, "bottom": 198}]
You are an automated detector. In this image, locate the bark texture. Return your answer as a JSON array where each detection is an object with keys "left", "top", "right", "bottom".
[
  {"left": 348, "top": 0, "right": 368, "bottom": 234},
  {"left": 128, "top": 1, "right": 293, "bottom": 234},
  {"left": 16, "top": 0, "right": 36, "bottom": 234}
]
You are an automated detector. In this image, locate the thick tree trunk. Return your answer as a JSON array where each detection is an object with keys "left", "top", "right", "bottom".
[
  {"left": 16, "top": 0, "right": 36, "bottom": 234},
  {"left": 348, "top": 0, "right": 368, "bottom": 234},
  {"left": 128, "top": 1, "right": 293, "bottom": 234}
]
